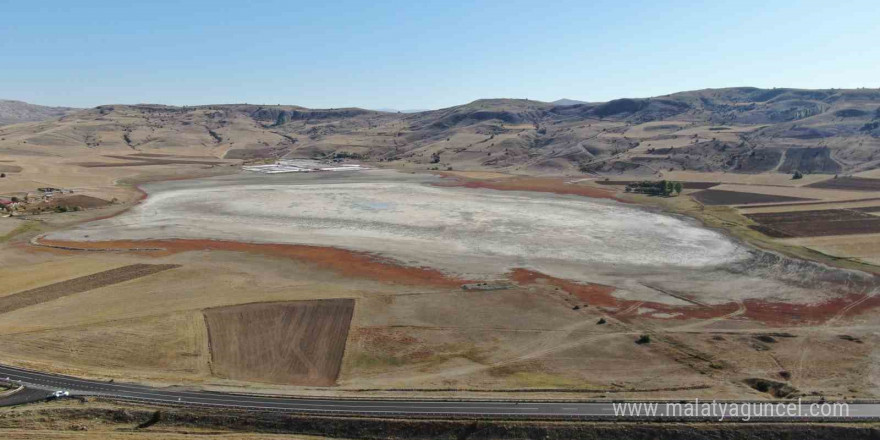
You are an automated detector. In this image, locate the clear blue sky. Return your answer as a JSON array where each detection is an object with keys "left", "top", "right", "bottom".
[{"left": 2, "top": 0, "right": 878, "bottom": 109}]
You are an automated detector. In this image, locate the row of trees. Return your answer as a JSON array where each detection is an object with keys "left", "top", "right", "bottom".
[{"left": 624, "top": 180, "right": 683, "bottom": 196}]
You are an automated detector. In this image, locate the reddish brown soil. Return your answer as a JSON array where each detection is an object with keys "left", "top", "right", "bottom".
[
  {"left": 434, "top": 176, "right": 625, "bottom": 202},
  {"left": 509, "top": 268, "right": 879, "bottom": 326},
  {"left": 36, "top": 238, "right": 469, "bottom": 287},
  {"left": 204, "top": 299, "right": 355, "bottom": 386},
  {"left": 510, "top": 268, "right": 619, "bottom": 307}
]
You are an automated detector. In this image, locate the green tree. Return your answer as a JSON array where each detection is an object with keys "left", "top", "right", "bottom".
[
  {"left": 664, "top": 180, "right": 674, "bottom": 196},
  {"left": 673, "top": 182, "right": 683, "bottom": 195}
]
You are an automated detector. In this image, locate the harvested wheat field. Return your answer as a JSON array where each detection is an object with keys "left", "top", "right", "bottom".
[
  {"left": 204, "top": 299, "right": 356, "bottom": 386},
  {"left": 807, "top": 176, "right": 880, "bottom": 191},
  {"left": 0, "top": 264, "right": 180, "bottom": 315}
]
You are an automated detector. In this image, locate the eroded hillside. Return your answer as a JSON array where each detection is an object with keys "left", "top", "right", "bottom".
[{"left": 1, "top": 87, "right": 879, "bottom": 177}]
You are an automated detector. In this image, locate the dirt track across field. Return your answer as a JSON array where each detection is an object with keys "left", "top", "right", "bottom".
[
  {"left": 203, "top": 299, "right": 355, "bottom": 386},
  {"left": 0, "top": 264, "right": 180, "bottom": 315}
]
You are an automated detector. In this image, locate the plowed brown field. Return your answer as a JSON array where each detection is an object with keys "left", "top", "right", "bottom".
[
  {"left": 203, "top": 299, "right": 355, "bottom": 386},
  {"left": 0, "top": 264, "right": 180, "bottom": 315},
  {"left": 745, "top": 209, "right": 880, "bottom": 237},
  {"left": 692, "top": 189, "right": 813, "bottom": 206}
]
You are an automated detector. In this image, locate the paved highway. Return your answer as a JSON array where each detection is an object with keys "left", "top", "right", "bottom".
[{"left": 0, "top": 363, "right": 876, "bottom": 420}]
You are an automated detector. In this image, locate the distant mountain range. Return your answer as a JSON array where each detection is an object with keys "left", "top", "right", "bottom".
[
  {"left": 551, "top": 98, "right": 589, "bottom": 106},
  {"left": 373, "top": 108, "right": 432, "bottom": 114},
  {"left": 0, "top": 100, "right": 79, "bottom": 126},
  {"left": 2, "top": 87, "right": 878, "bottom": 176}
]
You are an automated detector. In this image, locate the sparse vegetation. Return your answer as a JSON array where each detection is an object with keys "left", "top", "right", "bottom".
[
  {"left": 0, "top": 221, "right": 40, "bottom": 242},
  {"left": 625, "top": 180, "right": 682, "bottom": 196},
  {"left": 334, "top": 151, "right": 363, "bottom": 160}
]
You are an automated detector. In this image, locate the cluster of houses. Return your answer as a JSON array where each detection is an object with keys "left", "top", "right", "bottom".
[
  {"left": 0, "top": 187, "right": 70, "bottom": 216},
  {"left": 0, "top": 197, "right": 22, "bottom": 214}
]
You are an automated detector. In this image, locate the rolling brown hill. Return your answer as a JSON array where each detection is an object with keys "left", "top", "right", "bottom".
[
  {"left": 0, "top": 100, "right": 79, "bottom": 126},
  {"left": 1, "top": 87, "right": 878, "bottom": 177}
]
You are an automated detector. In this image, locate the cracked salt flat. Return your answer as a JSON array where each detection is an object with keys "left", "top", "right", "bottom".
[
  {"left": 48, "top": 181, "right": 748, "bottom": 272},
  {"left": 47, "top": 171, "right": 872, "bottom": 305}
]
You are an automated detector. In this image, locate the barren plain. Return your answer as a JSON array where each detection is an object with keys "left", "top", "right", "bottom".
[
  {"left": 1, "top": 88, "right": 879, "bottom": 409},
  {"left": 0, "top": 167, "right": 874, "bottom": 403}
]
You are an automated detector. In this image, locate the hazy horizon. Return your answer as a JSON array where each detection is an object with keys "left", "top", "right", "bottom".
[{"left": 3, "top": 0, "right": 879, "bottom": 109}]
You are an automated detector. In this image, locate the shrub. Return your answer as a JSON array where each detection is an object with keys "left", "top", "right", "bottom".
[
  {"left": 636, "top": 334, "right": 651, "bottom": 344},
  {"left": 792, "top": 170, "right": 803, "bottom": 179},
  {"left": 625, "top": 180, "right": 681, "bottom": 196}
]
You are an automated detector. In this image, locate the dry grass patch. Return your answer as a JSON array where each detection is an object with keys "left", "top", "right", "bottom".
[
  {"left": 780, "top": 234, "right": 880, "bottom": 263},
  {"left": 0, "top": 221, "right": 40, "bottom": 244},
  {"left": 204, "top": 299, "right": 355, "bottom": 386},
  {"left": 0, "top": 311, "right": 210, "bottom": 380},
  {"left": 807, "top": 176, "right": 880, "bottom": 191},
  {"left": 0, "top": 264, "right": 179, "bottom": 315}
]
